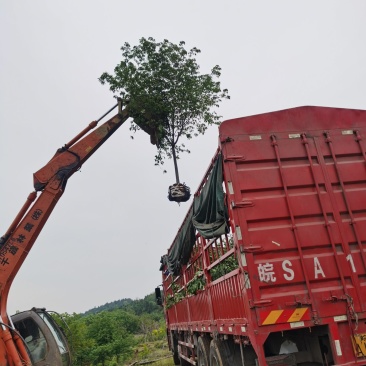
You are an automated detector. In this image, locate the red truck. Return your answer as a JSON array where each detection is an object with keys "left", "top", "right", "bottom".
[{"left": 159, "top": 106, "right": 366, "bottom": 366}]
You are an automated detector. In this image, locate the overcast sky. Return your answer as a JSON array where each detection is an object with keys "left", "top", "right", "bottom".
[{"left": 1, "top": 1, "right": 366, "bottom": 315}]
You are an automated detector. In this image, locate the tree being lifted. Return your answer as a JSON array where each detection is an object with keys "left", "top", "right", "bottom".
[{"left": 99, "top": 37, "right": 229, "bottom": 203}]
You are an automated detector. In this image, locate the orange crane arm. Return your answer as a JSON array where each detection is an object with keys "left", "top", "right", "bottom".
[{"left": 0, "top": 100, "right": 129, "bottom": 365}]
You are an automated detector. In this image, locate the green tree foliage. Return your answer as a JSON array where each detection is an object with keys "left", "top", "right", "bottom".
[
  {"left": 56, "top": 313, "right": 95, "bottom": 365},
  {"left": 126, "top": 293, "right": 162, "bottom": 319},
  {"left": 62, "top": 294, "right": 166, "bottom": 365},
  {"left": 85, "top": 293, "right": 162, "bottom": 319},
  {"left": 84, "top": 298, "right": 134, "bottom": 315},
  {"left": 86, "top": 312, "right": 134, "bottom": 365},
  {"left": 210, "top": 255, "right": 238, "bottom": 281},
  {"left": 99, "top": 37, "right": 229, "bottom": 184}
]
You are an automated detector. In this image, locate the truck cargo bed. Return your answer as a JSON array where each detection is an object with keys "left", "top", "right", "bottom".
[{"left": 161, "top": 106, "right": 366, "bottom": 366}]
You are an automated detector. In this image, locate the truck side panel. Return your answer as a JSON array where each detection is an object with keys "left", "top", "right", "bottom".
[{"left": 221, "top": 108, "right": 366, "bottom": 324}]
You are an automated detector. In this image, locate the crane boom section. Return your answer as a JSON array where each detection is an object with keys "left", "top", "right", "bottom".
[
  {"left": 0, "top": 105, "right": 129, "bottom": 365},
  {"left": 33, "top": 108, "right": 129, "bottom": 190}
]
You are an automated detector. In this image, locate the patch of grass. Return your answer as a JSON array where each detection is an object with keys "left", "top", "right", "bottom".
[
  {"left": 125, "top": 339, "right": 175, "bottom": 366},
  {"left": 151, "top": 357, "right": 175, "bottom": 366}
]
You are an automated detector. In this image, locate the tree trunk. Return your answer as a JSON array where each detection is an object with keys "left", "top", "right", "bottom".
[{"left": 171, "top": 145, "right": 180, "bottom": 184}]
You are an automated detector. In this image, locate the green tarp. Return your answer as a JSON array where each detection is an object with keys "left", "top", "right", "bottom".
[
  {"left": 161, "top": 154, "right": 228, "bottom": 275},
  {"left": 162, "top": 209, "right": 195, "bottom": 275},
  {"left": 192, "top": 153, "right": 228, "bottom": 238}
]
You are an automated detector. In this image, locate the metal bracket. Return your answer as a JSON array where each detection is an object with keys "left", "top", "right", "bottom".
[{"left": 232, "top": 200, "right": 254, "bottom": 208}]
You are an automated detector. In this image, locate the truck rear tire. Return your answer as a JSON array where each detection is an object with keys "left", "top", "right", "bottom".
[
  {"left": 209, "top": 339, "right": 230, "bottom": 366},
  {"left": 197, "top": 336, "right": 210, "bottom": 366}
]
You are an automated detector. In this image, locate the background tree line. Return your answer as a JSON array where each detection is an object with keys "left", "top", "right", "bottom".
[{"left": 55, "top": 293, "right": 168, "bottom": 366}]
